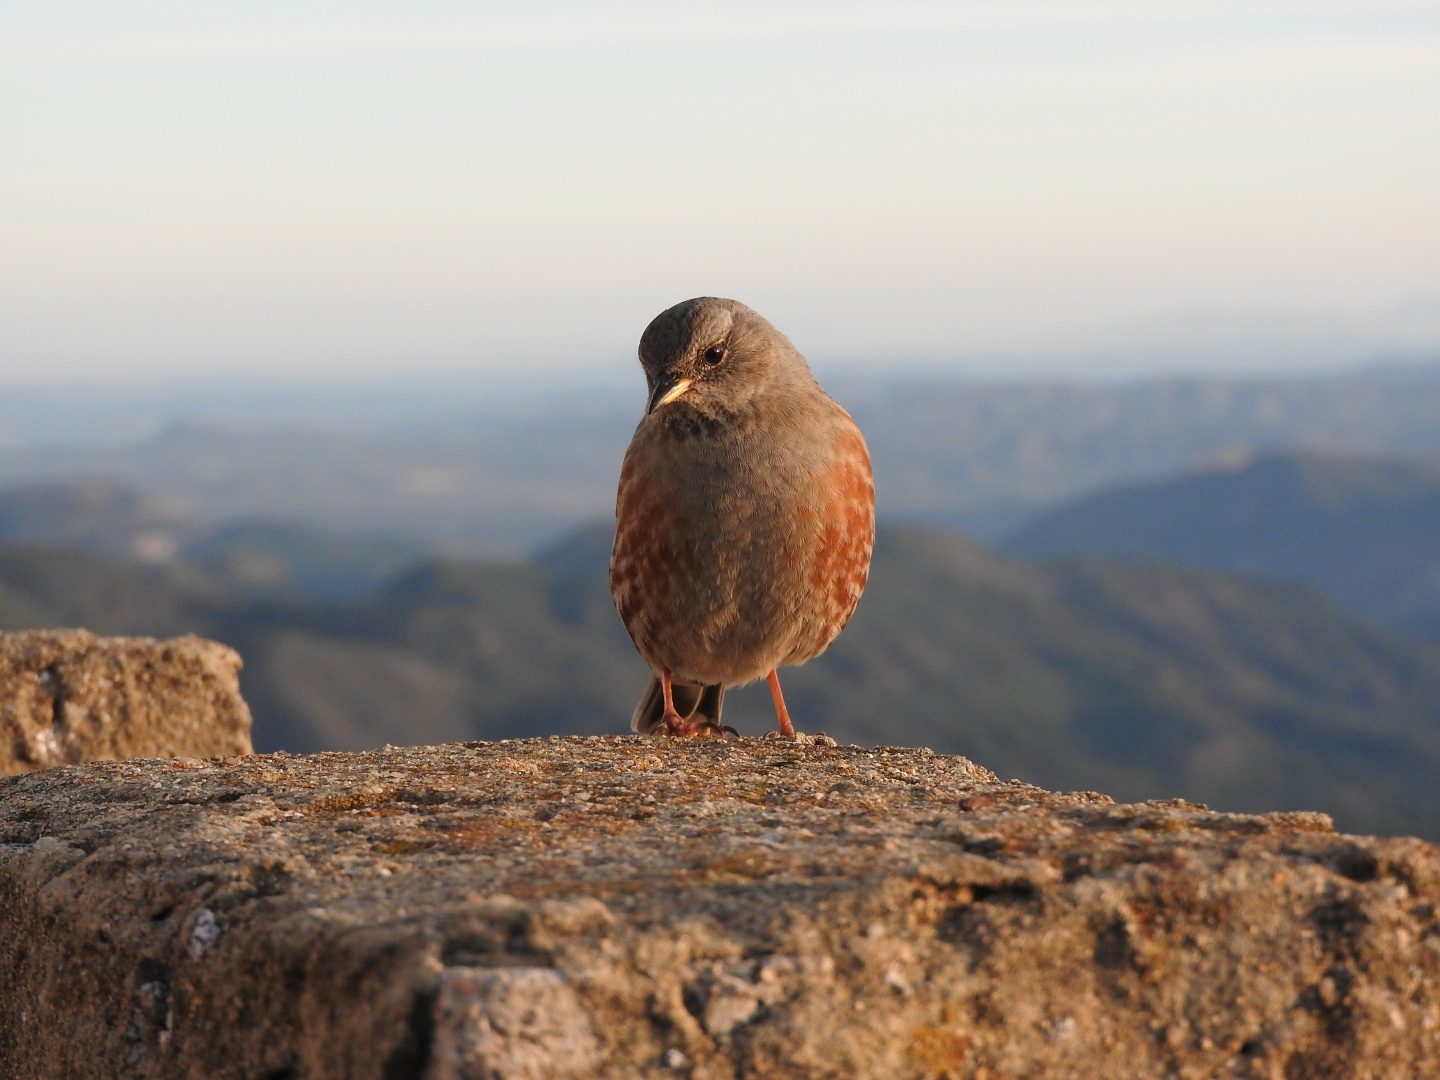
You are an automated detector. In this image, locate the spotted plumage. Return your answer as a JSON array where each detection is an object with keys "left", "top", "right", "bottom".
[{"left": 610, "top": 297, "right": 876, "bottom": 738}]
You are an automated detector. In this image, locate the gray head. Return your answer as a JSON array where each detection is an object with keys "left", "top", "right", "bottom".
[{"left": 637, "top": 297, "right": 814, "bottom": 419}]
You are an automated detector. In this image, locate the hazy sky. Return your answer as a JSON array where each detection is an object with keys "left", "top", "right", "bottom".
[{"left": 3, "top": 0, "right": 1439, "bottom": 383}]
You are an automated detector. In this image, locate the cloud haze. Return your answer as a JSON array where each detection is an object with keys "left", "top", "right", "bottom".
[{"left": 2, "top": 1, "right": 1438, "bottom": 381}]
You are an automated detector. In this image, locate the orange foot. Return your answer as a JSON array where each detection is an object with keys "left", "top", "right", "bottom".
[
  {"left": 658, "top": 714, "right": 738, "bottom": 738},
  {"left": 766, "top": 669, "right": 797, "bottom": 738},
  {"left": 656, "top": 669, "right": 737, "bottom": 738}
]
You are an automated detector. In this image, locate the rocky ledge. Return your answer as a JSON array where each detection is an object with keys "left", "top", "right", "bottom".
[
  {"left": 1, "top": 737, "right": 1437, "bottom": 1080},
  {"left": 0, "top": 629, "right": 253, "bottom": 774}
]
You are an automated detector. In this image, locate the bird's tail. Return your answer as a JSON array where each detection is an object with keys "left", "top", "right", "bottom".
[{"left": 631, "top": 675, "right": 725, "bottom": 734}]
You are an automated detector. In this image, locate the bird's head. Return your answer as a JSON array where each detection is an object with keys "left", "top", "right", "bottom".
[{"left": 637, "top": 297, "right": 813, "bottom": 420}]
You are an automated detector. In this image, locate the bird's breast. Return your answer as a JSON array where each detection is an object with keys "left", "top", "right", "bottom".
[{"left": 610, "top": 398, "right": 874, "bottom": 682}]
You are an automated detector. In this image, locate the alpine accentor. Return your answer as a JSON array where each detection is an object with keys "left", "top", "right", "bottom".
[{"left": 610, "top": 297, "right": 875, "bottom": 737}]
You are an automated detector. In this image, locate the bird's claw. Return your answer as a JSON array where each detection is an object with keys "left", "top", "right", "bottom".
[{"left": 658, "top": 713, "right": 738, "bottom": 739}]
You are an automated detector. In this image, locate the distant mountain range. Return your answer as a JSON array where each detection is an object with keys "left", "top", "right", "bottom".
[
  {"left": 840, "top": 362, "right": 1440, "bottom": 538},
  {"left": 3, "top": 372, "right": 1440, "bottom": 841},
  {"left": 1, "top": 364, "right": 1439, "bottom": 553},
  {"left": 0, "top": 480, "right": 424, "bottom": 603},
  {"left": 2, "top": 521, "right": 1439, "bottom": 840},
  {"left": 0, "top": 480, "right": 201, "bottom": 562},
  {"left": 1004, "top": 450, "right": 1440, "bottom": 639}
]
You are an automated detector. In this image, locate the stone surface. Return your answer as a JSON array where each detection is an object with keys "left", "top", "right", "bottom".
[
  {"left": 0, "top": 629, "right": 253, "bottom": 774},
  {"left": 1, "top": 736, "right": 1437, "bottom": 1079}
]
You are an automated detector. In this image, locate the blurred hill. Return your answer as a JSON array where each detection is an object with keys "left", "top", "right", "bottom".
[
  {"left": 0, "top": 480, "right": 202, "bottom": 563},
  {"left": 1, "top": 363, "right": 1438, "bottom": 552},
  {"left": 0, "top": 481, "right": 425, "bottom": 604},
  {"left": 1, "top": 522, "right": 1438, "bottom": 839},
  {"left": 841, "top": 361, "right": 1440, "bottom": 538},
  {"left": 1003, "top": 450, "right": 1440, "bottom": 639},
  {"left": 184, "top": 520, "right": 424, "bottom": 603}
]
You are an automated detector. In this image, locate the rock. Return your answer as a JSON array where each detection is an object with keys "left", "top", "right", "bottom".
[
  {"left": 430, "top": 966, "right": 603, "bottom": 1080},
  {"left": 0, "top": 629, "right": 253, "bottom": 773},
  {"left": 1, "top": 737, "right": 1437, "bottom": 1079}
]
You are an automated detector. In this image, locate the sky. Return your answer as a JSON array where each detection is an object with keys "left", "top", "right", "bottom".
[{"left": 3, "top": 0, "right": 1440, "bottom": 385}]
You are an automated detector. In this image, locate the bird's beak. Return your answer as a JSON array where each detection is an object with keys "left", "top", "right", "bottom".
[{"left": 646, "top": 374, "right": 694, "bottom": 414}]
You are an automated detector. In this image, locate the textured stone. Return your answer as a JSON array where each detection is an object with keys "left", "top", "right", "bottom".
[
  {"left": 1, "top": 737, "right": 1437, "bottom": 1079},
  {"left": 430, "top": 965, "right": 603, "bottom": 1080},
  {"left": 0, "top": 629, "right": 252, "bottom": 773}
]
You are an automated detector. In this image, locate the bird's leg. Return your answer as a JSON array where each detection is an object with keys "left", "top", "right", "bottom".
[
  {"left": 659, "top": 668, "right": 685, "bottom": 729},
  {"left": 766, "top": 670, "right": 797, "bottom": 738},
  {"left": 656, "top": 669, "right": 735, "bottom": 737}
]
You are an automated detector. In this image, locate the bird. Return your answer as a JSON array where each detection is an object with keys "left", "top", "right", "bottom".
[{"left": 609, "top": 297, "right": 875, "bottom": 739}]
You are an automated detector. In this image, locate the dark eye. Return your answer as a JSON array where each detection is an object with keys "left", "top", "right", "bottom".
[{"left": 702, "top": 345, "right": 725, "bottom": 366}]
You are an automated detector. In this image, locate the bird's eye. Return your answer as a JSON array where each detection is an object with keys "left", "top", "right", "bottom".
[{"left": 702, "top": 345, "right": 725, "bottom": 365}]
